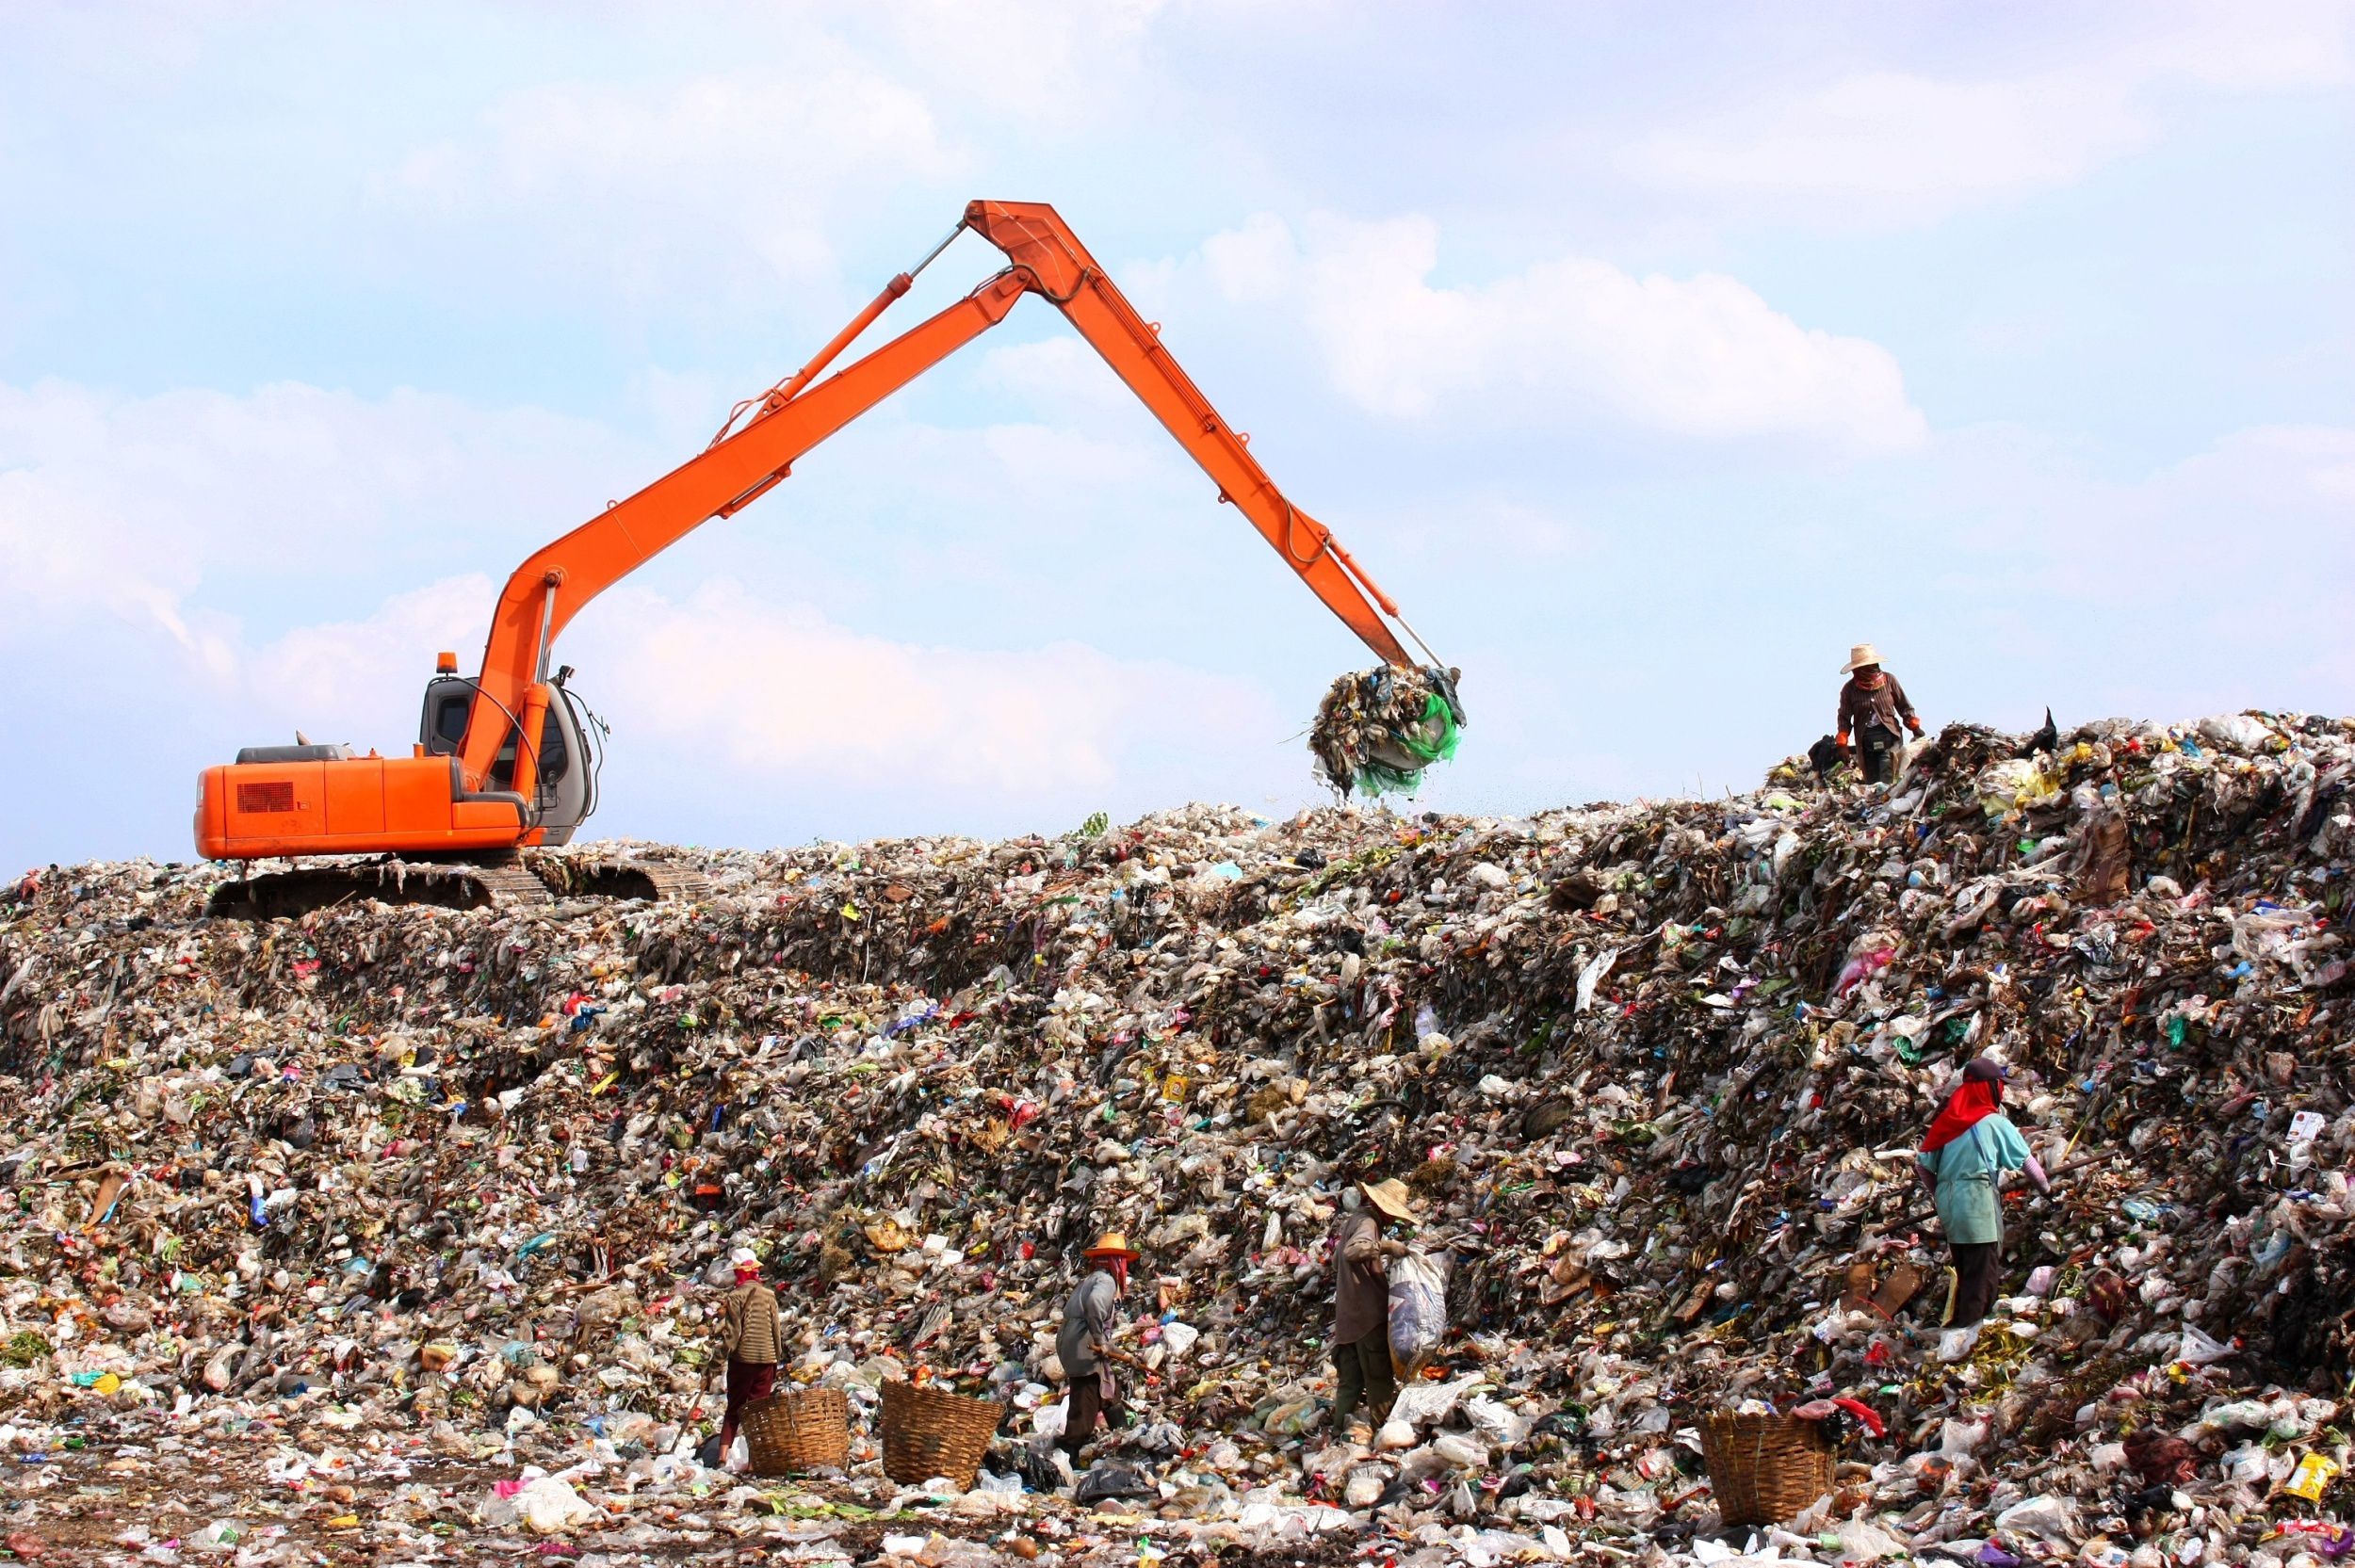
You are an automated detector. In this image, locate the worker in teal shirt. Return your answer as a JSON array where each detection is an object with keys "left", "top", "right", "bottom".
[{"left": 1916, "top": 1058, "right": 2049, "bottom": 1333}]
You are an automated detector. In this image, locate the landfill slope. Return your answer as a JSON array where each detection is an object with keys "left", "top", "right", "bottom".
[{"left": 1, "top": 711, "right": 2350, "bottom": 1566}]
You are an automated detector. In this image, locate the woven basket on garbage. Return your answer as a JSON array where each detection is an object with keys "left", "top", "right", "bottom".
[
  {"left": 741, "top": 1386, "right": 850, "bottom": 1475},
  {"left": 879, "top": 1380, "right": 1001, "bottom": 1486},
  {"left": 1697, "top": 1413, "right": 1836, "bottom": 1527}
]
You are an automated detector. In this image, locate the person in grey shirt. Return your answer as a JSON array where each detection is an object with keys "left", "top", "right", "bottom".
[{"left": 1056, "top": 1231, "right": 1140, "bottom": 1456}]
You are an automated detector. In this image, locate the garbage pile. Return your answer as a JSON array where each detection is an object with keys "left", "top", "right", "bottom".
[
  {"left": 1, "top": 709, "right": 2350, "bottom": 1568},
  {"left": 1309, "top": 663, "right": 1466, "bottom": 796}
]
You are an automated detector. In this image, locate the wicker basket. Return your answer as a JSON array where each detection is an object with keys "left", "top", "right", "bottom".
[
  {"left": 741, "top": 1386, "right": 850, "bottom": 1476},
  {"left": 1697, "top": 1413, "right": 1837, "bottom": 1527},
  {"left": 879, "top": 1380, "right": 1002, "bottom": 1487}
]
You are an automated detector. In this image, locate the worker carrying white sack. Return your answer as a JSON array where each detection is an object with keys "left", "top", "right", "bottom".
[
  {"left": 1836, "top": 643, "right": 1925, "bottom": 785},
  {"left": 1331, "top": 1177, "right": 1419, "bottom": 1438}
]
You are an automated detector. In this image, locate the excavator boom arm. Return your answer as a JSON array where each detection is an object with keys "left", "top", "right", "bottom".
[
  {"left": 463, "top": 201, "right": 1420, "bottom": 800},
  {"left": 962, "top": 201, "right": 1414, "bottom": 669}
]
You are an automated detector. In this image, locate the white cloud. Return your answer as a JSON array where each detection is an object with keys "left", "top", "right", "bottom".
[
  {"left": 171, "top": 558, "right": 1281, "bottom": 805},
  {"left": 2126, "top": 0, "right": 2355, "bottom": 91},
  {"left": 0, "top": 392, "right": 207, "bottom": 657},
  {"left": 1195, "top": 213, "right": 1925, "bottom": 451},
  {"left": 2053, "top": 423, "right": 2355, "bottom": 641},
  {"left": 2160, "top": 423, "right": 2355, "bottom": 508},
  {"left": 0, "top": 372, "right": 1216, "bottom": 660},
  {"left": 0, "top": 374, "right": 1283, "bottom": 822},
  {"left": 1199, "top": 211, "right": 1299, "bottom": 304},
  {"left": 973, "top": 337, "right": 1141, "bottom": 422},
  {"left": 1636, "top": 71, "right": 2149, "bottom": 215},
  {"left": 875, "top": 0, "right": 1169, "bottom": 120},
  {"left": 1843, "top": 419, "right": 2355, "bottom": 723},
  {"left": 243, "top": 574, "right": 493, "bottom": 744},
  {"left": 375, "top": 67, "right": 960, "bottom": 301},
  {"left": 1631, "top": 3, "right": 2354, "bottom": 218},
  {"left": 577, "top": 580, "right": 1273, "bottom": 796},
  {"left": 220, "top": 572, "right": 1270, "bottom": 800},
  {"left": 0, "top": 379, "right": 647, "bottom": 650}
]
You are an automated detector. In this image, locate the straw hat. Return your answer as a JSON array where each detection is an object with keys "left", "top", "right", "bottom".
[
  {"left": 1081, "top": 1231, "right": 1140, "bottom": 1261},
  {"left": 729, "top": 1245, "right": 759, "bottom": 1269},
  {"left": 1842, "top": 643, "right": 1884, "bottom": 674},
  {"left": 1359, "top": 1178, "right": 1420, "bottom": 1223}
]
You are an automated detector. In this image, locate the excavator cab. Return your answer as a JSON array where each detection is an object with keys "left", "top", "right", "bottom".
[
  {"left": 416, "top": 665, "right": 596, "bottom": 846},
  {"left": 203, "top": 656, "right": 697, "bottom": 917}
]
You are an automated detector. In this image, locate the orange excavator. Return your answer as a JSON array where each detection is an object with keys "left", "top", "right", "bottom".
[{"left": 198, "top": 201, "right": 1454, "bottom": 917}]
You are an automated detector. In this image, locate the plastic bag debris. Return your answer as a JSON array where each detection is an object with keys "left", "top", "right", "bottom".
[{"left": 1387, "top": 1248, "right": 1448, "bottom": 1377}]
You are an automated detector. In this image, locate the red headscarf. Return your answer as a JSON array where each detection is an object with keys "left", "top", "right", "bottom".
[{"left": 1921, "top": 1059, "right": 2007, "bottom": 1154}]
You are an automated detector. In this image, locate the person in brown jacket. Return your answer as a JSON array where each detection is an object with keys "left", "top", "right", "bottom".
[
  {"left": 1836, "top": 644, "right": 1924, "bottom": 785},
  {"left": 717, "top": 1245, "right": 782, "bottom": 1462},
  {"left": 1331, "top": 1178, "right": 1417, "bottom": 1438}
]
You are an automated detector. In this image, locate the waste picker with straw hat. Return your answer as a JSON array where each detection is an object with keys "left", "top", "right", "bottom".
[
  {"left": 1836, "top": 643, "right": 1924, "bottom": 786},
  {"left": 1056, "top": 1230, "right": 1143, "bottom": 1457},
  {"left": 1332, "top": 1178, "right": 1419, "bottom": 1438},
  {"left": 715, "top": 1245, "right": 781, "bottom": 1464}
]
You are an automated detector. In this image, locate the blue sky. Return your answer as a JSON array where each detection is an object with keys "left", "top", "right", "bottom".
[{"left": 4, "top": 1, "right": 2350, "bottom": 874}]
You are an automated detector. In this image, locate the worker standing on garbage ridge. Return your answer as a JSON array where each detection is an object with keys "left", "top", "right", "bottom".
[
  {"left": 716, "top": 1246, "right": 781, "bottom": 1463},
  {"left": 1332, "top": 1178, "right": 1416, "bottom": 1439},
  {"left": 1916, "top": 1059, "right": 2050, "bottom": 1355},
  {"left": 1056, "top": 1231, "right": 1140, "bottom": 1457},
  {"left": 1836, "top": 644, "right": 1924, "bottom": 784}
]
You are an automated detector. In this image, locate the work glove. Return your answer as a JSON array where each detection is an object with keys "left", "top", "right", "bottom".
[
  {"left": 1907, "top": 717, "right": 1925, "bottom": 736},
  {"left": 1379, "top": 1238, "right": 1408, "bottom": 1258}
]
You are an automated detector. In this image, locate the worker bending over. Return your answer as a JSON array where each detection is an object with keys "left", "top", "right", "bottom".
[
  {"left": 1917, "top": 1059, "right": 2051, "bottom": 1358},
  {"left": 1332, "top": 1178, "right": 1417, "bottom": 1439},
  {"left": 1057, "top": 1232, "right": 1141, "bottom": 1456},
  {"left": 1837, "top": 644, "right": 1924, "bottom": 784}
]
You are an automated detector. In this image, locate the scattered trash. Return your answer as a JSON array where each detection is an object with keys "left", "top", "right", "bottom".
[
  {"left": 2286, "top": 1451, "right": 2342, "bottom": 1503},
  {"left": 0, "top": 709, "right": 2350, "bottom": 1563}
]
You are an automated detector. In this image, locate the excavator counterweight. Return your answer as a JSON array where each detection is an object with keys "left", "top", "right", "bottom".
[{"left": 200, "top": 201, "right": 1449, "bottom": 917}]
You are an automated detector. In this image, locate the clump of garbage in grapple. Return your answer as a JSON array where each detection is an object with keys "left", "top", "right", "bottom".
[{"left": 1310, "top": 664, "right": 1466, "bottom": 796}]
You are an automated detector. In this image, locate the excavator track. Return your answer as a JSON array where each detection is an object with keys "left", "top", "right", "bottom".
[
  {"left": 527, "top": 856, "right": 713, "bottom": 903},
  {"left": 206, "top": 858, "right": 556, "bottom": 920}
]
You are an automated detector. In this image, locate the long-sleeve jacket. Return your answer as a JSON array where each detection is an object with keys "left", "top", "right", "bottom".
[
  {"left": 723, "top": 1282, "right": 783, "bottom": 1366},
  {"left": 1838, "top": 675, "right": 1917, "bottom": 744},
  {"left": 1056, "top": 1269, "right": 1118, "bottom": 1378},
  {"left": 1333, "top": 1210, "right": 1389, "bottom": 1344}
]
